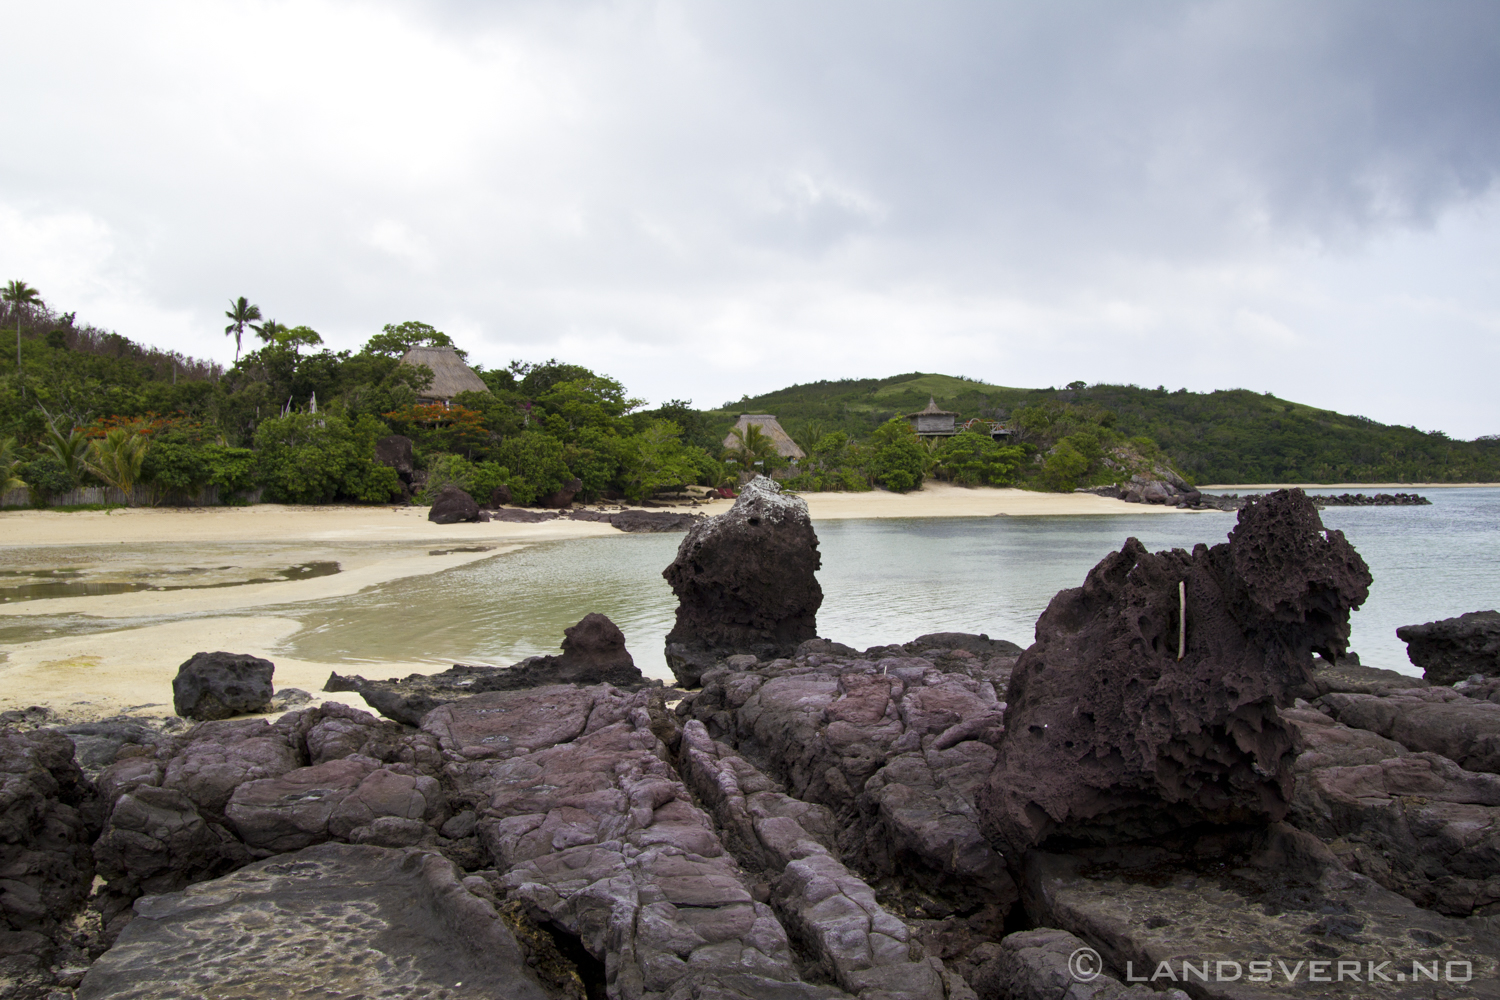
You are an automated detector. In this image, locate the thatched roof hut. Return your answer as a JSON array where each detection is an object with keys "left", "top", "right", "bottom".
[
  {"left": 724, "top": 414, "right": 806, "bottom": 460},
  {"left": 400, "top": 346, "right": 488, "bottom": 404},
  {"left": 907, "top": 397, "right": 958, "bottom": 437}
]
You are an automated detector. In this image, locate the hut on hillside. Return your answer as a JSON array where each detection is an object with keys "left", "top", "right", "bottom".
[
  {"left": 907, "top": 397, "right": 958, "bottom": 438},
  {"left": 400, "top": 346, "right": 488, "bottom": 405},
  {"left": 723, "top": 414, "right": 806, "bottom": 461}
]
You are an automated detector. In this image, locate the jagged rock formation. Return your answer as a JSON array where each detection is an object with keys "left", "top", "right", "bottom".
[
  {"left": 980, "top": 489, "right": 1373, "bottom": 856},
  {"left": 678, "top": 635, "right": 1019, "bottom": 937},
  {"left": 1398, "top": 610, "right": 1500, "bottom": 685},
  {"left": 662, "top": 476, "right": 823, "bottom": 687},
  {"left": 1290, "top": 655, "right": 1430, "bottom": 699},
  {"left": 172, "top": 651, "right": 275, "bottom": 720},
  {"left": 77, "top": 844, "right": 557, "bottom": 1000},
  {"left": 325, "top": 613, "right": 653, "bottom": 725},
  {"left": 429, "top": 482, "right": 481, "bottom": 524}
]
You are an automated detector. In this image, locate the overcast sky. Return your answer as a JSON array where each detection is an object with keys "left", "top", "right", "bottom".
[{"left": 2, "top": 1, "right": 1497, "bottom": 435}]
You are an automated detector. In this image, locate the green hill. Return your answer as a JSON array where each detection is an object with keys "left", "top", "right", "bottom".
[{"left": 710, "top": 375, "right": 1500, "bottom": 485}]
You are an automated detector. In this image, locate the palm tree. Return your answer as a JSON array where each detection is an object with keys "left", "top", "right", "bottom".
[
  {"left": 224, "top": 296, "right": 262, "bottom": 363},
  {"left": 44, "top": 422, "right": 88, "bottom": 486},
  {"left": 3, "top": 280, "right": 42, "bottom": 368},
  {"left": 252, "top": 318, "right": 287, "bottom": 344},
  {"left": 85, "top": 428, "right": 151, "bottom": 504},
  {"left": 0, "top": 437, "right": 26, "bottom": 495},
  {"left": 723, "top": 424, "right": 778, "bottom": 477}
]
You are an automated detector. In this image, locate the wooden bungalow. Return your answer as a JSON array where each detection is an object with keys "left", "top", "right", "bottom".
[
  {"left": 400, "top": 346, "right": 487, "bottom": 405},
  {"left": 907, "top": 397, "right": 958, "bottom": 438},
  {"left": 723, "top": 414, "right": 806, "bottom": 461}
]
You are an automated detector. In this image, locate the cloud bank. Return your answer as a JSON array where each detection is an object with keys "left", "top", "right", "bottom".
[{"left": 1, "top": 0, "right": 1497, "bottom": 434}]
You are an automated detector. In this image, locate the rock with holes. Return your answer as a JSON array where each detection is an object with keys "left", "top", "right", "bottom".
[
  {"left": 172, "top": 651, "right": 275, "bottom": 720},
  {"left": 1397, "top": 610, "right": 1500, "bottom": 686},
  {"left": 662, "top": 476, "right": 823, "bottom": 687},
  {"left": 76, "top": 844, "right": 556, "bottom": 1000},
  {"left": 979, "top": 489, "right": 1372, "bottom": 856}
]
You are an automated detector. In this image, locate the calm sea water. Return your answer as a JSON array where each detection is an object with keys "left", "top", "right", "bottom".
[
  {"left": 5, "top": 489, "right": 1496, "bottom": 683},
  {"left": 281, "top": 488, "right": 1500, "bottom": 681}
]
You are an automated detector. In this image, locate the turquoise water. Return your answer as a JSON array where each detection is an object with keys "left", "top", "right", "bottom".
[{"left": 281, "top": 488, "right": 1500, "bottom": 681}]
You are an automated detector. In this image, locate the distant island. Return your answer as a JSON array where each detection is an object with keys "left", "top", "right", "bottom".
[{"left": 1, "top": 291, "right": 1496, "bottom": 510}]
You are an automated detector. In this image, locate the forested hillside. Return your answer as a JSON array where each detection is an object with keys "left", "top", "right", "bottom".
[{"left": 715, "top": 375, "right": 1500, "bottom": 484}]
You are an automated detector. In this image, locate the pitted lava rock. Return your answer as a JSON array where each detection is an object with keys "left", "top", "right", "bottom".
[
  {"left": 980, "top": 489, "right": 1372, "bottom": 856},
  {"left": 172, "top": 651, "right": 275, "bottom": 721},
  {"left": 1397, "top": 610, "right": 1500, "bottom": 685},
  {"left": 662, "top": 476, "right": 823, "bottom": 687}
]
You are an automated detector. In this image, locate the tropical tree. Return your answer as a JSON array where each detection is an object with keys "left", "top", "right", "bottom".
[
  {"left": 363, "top": 321, "right": 460, "bottom": 359},
  {"left": 723, "top": 424, "right": 778, "bottom": 476},
  {"left": 252, "top": 318, "right": 288, "bottom": 344},
  {"left": 224, "top": 296, "right": 263, "bottom": 363},
  {"left": 44, "top": 423, "right": 89, "bottom": 487},
  {"left": 3, "top": 279, "right": 42, "bottom": 368},
  {"left": 85, "top": 428, "right": 152, "bottom": 503},
  {"left": 0, "top": 437, "right": 26, "bottom": 495}
]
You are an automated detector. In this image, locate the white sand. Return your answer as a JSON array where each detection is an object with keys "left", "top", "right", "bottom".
[{"left": 0, "top": 489, "right": 1188, "bottom": 721}]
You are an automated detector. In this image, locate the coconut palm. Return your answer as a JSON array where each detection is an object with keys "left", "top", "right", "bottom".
[
  {"left": 0, "top": 437, "right": 26, "bottom": 495},
  {"left": 85, "top": 429, "right": 151, "bottom": 504},
  {"left": 3, "top": 279, "right": 42, "bottom": 368},
  {"left": 224, "top": 296, "right": 263, "bottom": 363},
  {"left": 44, "top": 423, "right": 89, "bottom": 486}
]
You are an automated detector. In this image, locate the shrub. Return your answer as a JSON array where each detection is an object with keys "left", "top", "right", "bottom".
[
  {"left": 868, "top": 418, "right": 927, "bottom": 492},
  {"left": 254, "top": 413, "right": 400, "bottom": 504},
  {"left": 20, "top": 455, "right": 72, "bottom": 502},
  {"left": 934, "top": 431, "right": 1025, "bottom": 486}
]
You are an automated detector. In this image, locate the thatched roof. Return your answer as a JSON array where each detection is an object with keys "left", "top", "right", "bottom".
[
  {"left": 400, "top": 346, "right": 487, "bottom": 401},
  {"left": 907, "top": 396, "right": 956, "bottom": 418},
  {"left": 724, "top": 414, "right": 806, "bottom": 460}
]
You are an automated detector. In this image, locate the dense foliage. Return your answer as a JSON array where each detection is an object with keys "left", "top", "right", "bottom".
[{"left": 4, "top": 291, "right": 1490, "bottom": 508}]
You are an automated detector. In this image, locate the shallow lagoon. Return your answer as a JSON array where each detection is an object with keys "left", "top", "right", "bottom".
[
  {"left": 282, "top": 488, "right": 1500, "bottom": 681},
  {"left": 3, "top": 488, "right": 1496, "bottom": 684}
]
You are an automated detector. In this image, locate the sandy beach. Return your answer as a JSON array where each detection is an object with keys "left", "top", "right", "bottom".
[{"left": 0, "top": 486, "right": 1193, "bottom": 722}]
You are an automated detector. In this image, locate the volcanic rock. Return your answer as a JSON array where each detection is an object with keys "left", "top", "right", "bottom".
[
  {"left": 1397, "top": 610, "right": 1500, "bottom": 685},
  {"left": 980, "top": 489, "right": 1372, "bottom": 856},
  {"left": 608, "top": 509, "right": 704, "bottom": 532},
  {"left": 970, "top": 928, "right": 1187, "bottom": 1000},
  {"left": 662, "top": 476, "right": 823, "bottom": 687},
  {"left": 0, "top": 728, "right": 97, "bottom": 983},
  {"left": 680, "top": 639, "right": 1017, "bottom": 921},
  {"left": 489, "top": 482, "right": 513, "bottom": 506},
  {"left": 428, "top": 482, "right": 480, "bottom": 523},
  {"left": 1021, "top": 829, "right": 1500, "bottom": 999},
  {"left": 1287, "top": 707, "right": 1500, "bottom": 916},
  {"left": 539, "top": 475, "right": 583, "bottom": 508},
  {"left": 373, "top": 434, "right": 415, "bottom": 477},
  {"left": 1317, "top": 687, "right": 1500, "bottom": 774},
  {"left": 171, "top": 651, "right": 275, "bottom": 720},
  {"left": 76, "top": 843, "right": 557, "bottom": 1000},
  {"left": 325, "top": 613, "right": 651, "bottom": 725},
  {"left": 1290, "top": 654, "right": 1429, "bottom": 700}
]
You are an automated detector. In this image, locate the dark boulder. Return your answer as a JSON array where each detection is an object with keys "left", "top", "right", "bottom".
[
  {"left": 980, "top": 489, "right": 1372, "bottom": 856},
  {"left": 488, "top": 482, "right": 512, "bottom": 506},
  {"left": 489, "top": 507, "right": 558, "bottom": 523},
  {"left": 0, "top": 729, "right": 97, "bottom": 983},
  {"left": 1397, "top": 610, "right": 1500, "bottom": 685},
  {"left": 427, "top": 482, "right": 480, "bottom": 524},
  {"left": 662, "top": 475, "right": 823, "bottom": 687},
  {"left": 538, "top": 476, "right": 583, "bottom": 508},
  {"left": 373, "top": 434, "right": 414, "bottom": 477},
  {"left": 607, "top": 509, "right": 703, "bottom": 532},
  {"left": 326, "top": 613, "right": 651, "bottom": 725},
  {"left": 172, "top": 651, "right": 275, "bottom": 720}
]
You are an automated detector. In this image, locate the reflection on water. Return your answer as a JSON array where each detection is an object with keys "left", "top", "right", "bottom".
[
  {"left": 281, "top": 488, "right": 1500, "bottom": 681},
  {"left": 0, "top": 561, "right": 340, "bottom": 602}
]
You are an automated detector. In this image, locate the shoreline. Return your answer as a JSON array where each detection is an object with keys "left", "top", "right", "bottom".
[{"left": 1195, "top": 482, "right": 1500, "bottom": 490}]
